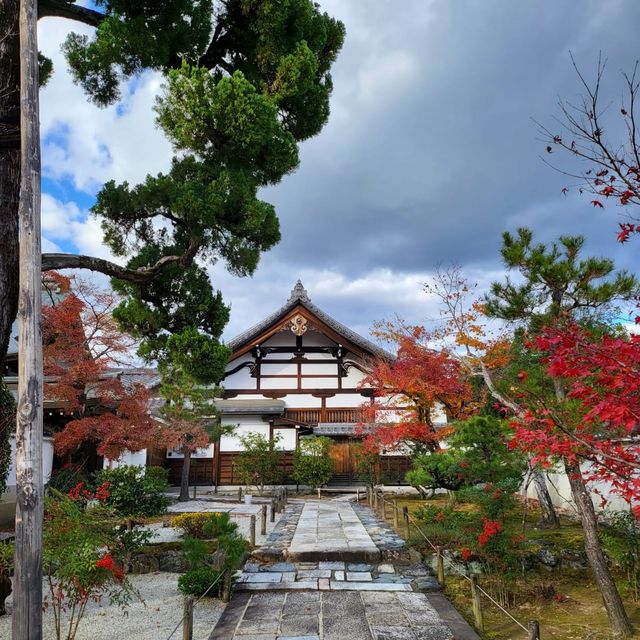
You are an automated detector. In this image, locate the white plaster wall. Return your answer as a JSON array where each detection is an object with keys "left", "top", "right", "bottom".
[
  {"left": 103, "top": 449, "right": 147, "bottom": 469},
  {"left": 274, "top": 428, "right": 297, "bottom": 450},
  {"left": 303, "top": 331, "right": 335, "bottom": 347},
  {"left": 261, "top": 362, "right": 297, "bottom": 375},
  {"left": 523, "top": 464, "right": 638, "bottom": 514},
  {"left": 166, "top": 444, "right": 214, "bottom": 459},
  {"left": 219, "top": 419, "right": 270, "bottom": 452},
  {"left": 6, "top": 436, "right": 54, "bottom": 486},
  {"left": 223, "top": 366, "right": 256, "bottom": 389},
  {"left": 262, "top": 332, "right": 293, "bottom": 347},
  {"left": 344, "top": 366, "right": 366, "bottom": 387},
  {"left": 302, "top": 377, "right": 338, "bottom": 389},
  {"left": 301, "top": 362, "right": 338, "bottom": 375},
  {"left": 282, "top": 394, "right": 321, "bottom": 408},
  {"left": 261, "top": 377, "right": 297, "bottom": 389},
  {"left": 326, "top": 394, "right": 367, "bottom": 408}
]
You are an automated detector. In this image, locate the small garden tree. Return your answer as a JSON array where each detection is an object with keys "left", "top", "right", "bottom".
[
  {"left": 362, "top": 326, "right": 475, "bottom": 456},
  {"left": 236, "top": 433, "right": 283, "bottom": 496},
  {"left": 42, "top": 273, "right": 159, "bottom": 463},
  {"left": 43, "top": 489, "right": 143, "bottom": 640},
  {"left": 158, "top": 369, "right": 213, "bottom": 502},
  {"left": 293, "top": 436, "right": 334, "bottom": 490},
  {"left": 406, "top": 415, "right": 526, "bottom": 493},
  {"left": 485, "top": 228, "right": 638, "bottom": 637}
]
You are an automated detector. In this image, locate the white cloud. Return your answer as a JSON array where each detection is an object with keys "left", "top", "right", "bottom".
[{"left": 38, "top": 19, "right": 171, "bottom": 193}]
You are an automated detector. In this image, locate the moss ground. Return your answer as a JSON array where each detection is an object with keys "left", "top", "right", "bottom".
[{"left": 384, "top": 495, "right": 640, "bottom": 639}]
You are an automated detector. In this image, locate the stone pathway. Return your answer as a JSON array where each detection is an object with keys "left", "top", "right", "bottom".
[{"left": 209, "top": 500, "right": 479, "bottom": 640}]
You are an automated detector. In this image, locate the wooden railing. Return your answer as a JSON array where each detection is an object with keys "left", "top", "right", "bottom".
[{"left": 284, "top": 408, "right": 364, "bottom": 424}]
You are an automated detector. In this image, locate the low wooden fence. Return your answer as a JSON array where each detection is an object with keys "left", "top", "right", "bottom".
[{"left": 367, "top": 488, "right": 542, "bottom": 640}]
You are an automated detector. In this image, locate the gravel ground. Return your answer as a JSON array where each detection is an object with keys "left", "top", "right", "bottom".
[{"left": 0, "top": 573, "right": 226, "bottom": 640}]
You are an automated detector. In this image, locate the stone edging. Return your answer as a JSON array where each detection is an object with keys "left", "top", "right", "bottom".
[
  {"left": 352, "top": 502, "right": 407, "bottom": 554},
  {"left": 252, "top": 502, "right": 303, "bottom": 561}
]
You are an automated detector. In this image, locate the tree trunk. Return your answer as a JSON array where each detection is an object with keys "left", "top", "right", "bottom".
[
  {"left": 0, "top": 0, "right": 21, "bottom": 377},
  {"left": 564, "top": 459, "right": 633, "bottom": 637},
  {"left": 14, "top": 1, "right": 44, "bottom": 639},
  {"left": 179, "top": 449, "right": 191, "bottom": 501},
  {"left": 532, "top": 469, "right": 560, "bottom": 528}
]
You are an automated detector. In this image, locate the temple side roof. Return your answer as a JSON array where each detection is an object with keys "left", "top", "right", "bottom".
[{"left": 227, "top": 280, "right": 393, "bottom": 360}]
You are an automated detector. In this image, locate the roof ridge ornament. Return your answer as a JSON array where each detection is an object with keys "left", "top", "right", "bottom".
[{"left": 288, "top": 279, "right": 310, "bottom": 303}]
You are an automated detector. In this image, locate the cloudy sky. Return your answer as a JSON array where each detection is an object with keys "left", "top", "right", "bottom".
[{"left": 38, "top": 0, "right": 640, "bottom": 344}]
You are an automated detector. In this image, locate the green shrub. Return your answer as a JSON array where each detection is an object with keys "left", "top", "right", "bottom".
[
  {"left": 458, "top": 479, "right": 520, "bottom": 520},
  {"left": 182, "top": 536, "right": 210, "bottom": 570},
  {"left": 178, "top": 566, "right": 223, "bottom": 597},
  {"left": 292, "top": 436, "right": 334, "bottom": 489},
  {"left": 48, "top": 463, "right": 87, "bottom": 494},
  {"left": 202, "top": 512, "right": 237, "bottom": 538},
  {"left": 172, "top": 512, "right": 213, "bottom": 538},
  {"left": 601, "top": 510, "right": 640, "bottom": 600},
  {"left": 236, "top": 433, "right": 283, "bottom": 496},
  {"left": 93, "top": 465, "right": 169, "bottom": 517}
]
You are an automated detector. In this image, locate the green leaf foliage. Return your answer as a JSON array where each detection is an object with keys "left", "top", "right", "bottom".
[
  {"left": 236, "top": 433, "right": 283, "bottom": 495},
  {"left": 485, "top": 227, "right": 638, "bottom": 328},
  {"left": 93, "top": 465, "right": 170, "bottom": 517},
  {"left": 406, "top": 416, "right": 526, "bottom": 492},
  {"left": 59, "top": 1, "right": 344, "bottom": 382},
  {"left": 292, "top": 436, "right": 334, "bottom": 489}
]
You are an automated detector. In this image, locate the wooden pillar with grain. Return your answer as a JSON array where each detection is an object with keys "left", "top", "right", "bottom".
[
  {"left": 183, "top": 596, "right": 194, "bottom": 640},
  {"left": 402, "top": 506, "right": 410, "bottom": 538},
  {"left": 373, "top": 488, "right": 378, "bottom": 512},
  {"left": 237, "top": 486, "right": 243, "bottom": 502},
  {"left": 249, "top": 515, "right": 256, "bottom": 547},
  {"left": 436, "top": 546, "right": 445, "bottom": 586},
  {"left": 14, "top": 0, "right": 44, "bottom": 639},
  {"left": 527, "top": 620, "right": 540, "bottom": 640},
  {"left": 393, "top": 499, "right": 399, "bottom": 528},
  {"left": 470, "top": 575, "right": 484, "bottom": 633},
  {"left": 261, "top": 504, "right": 267, "bottom": 535}
]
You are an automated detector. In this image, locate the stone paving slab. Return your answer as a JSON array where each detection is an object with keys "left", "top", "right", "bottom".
[
  {"left": 209, "top": 590, "right": 463, "bottom": 640},
  {"left": 285, "top": 501, "right": 380, "bottom": 562}
]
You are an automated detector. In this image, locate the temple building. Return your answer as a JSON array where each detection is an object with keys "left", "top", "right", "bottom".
[{"left": 164, "top": 281, "right": 412, "bottom": 486}]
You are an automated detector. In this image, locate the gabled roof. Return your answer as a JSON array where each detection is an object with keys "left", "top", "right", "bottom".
[{"left": 227, "top": 281, "right": 393, "bottom": 361}]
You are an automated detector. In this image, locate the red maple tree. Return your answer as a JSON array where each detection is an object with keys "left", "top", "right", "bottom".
[
  {"left": 512, "top": 323, "right": 640, "bottom": 512},
  {"left": 43, "top": 273, "right": 159, "bottom": 462},
  {"left": 360, "top": 324, "right": 475, "bottom": 454}
]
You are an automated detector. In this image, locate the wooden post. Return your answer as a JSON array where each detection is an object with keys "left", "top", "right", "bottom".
[
  {"left": 14, "top": 1, "right": 44, "bottom": 639},
  {"left": 261, "top": 504, "right": 267, "bottom": 535},
  {"left": 183, "top": 596, "right": 194, "bottom": 640},
  {"left": 373, "top": 488, "right": 378, "bottom": 511},
  {"left": 249, "top": 515, "right": 256, "bottom": 547},
  {"left": 283, "top": 487, "right": 288, "bottom": 505},
  {"left": 436, "top": 546, "right": 445, "bottom": 586},
  {"left": 366, "top": 487, "right": 371, "bottom": 505},
  {"left": 317, "top": 487, "right": 321, "bottom": 499},
  {"left": 393, "top": 499, "right": 399, "bottom": 528},
  {"left": 270, "top": 499, "right": 276, "bottom": 523},
  {"left": 470, "top": 575, "right": 484, "bottom": 633},
  {"left": 402, "top": 506, "right": 410, "bottom": 538},
  {"left": 527, "top": 620, "right": 540, "bottom": 640},
  {"left": 237, "top": 486, "right": 243, "bottom": 502},
  {"left": 222, "top": 571, "right": 232, "bottom": 603}
]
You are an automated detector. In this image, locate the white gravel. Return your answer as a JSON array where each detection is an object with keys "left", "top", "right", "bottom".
[{"left": 0, "top": 573, "right": 226, "bottom": 640}]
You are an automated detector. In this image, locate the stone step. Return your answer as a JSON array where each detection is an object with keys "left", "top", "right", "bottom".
[
  {"left": 234, "top": 579, "right": 415, "bottom": 592},
  {"left": 284, "top": 547, "right": 381, "bottom": 563}
]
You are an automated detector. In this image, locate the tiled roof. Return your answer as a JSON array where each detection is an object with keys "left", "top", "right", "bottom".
[{"left": 227, "top": 280, "right": 394, "bottom": 360}]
